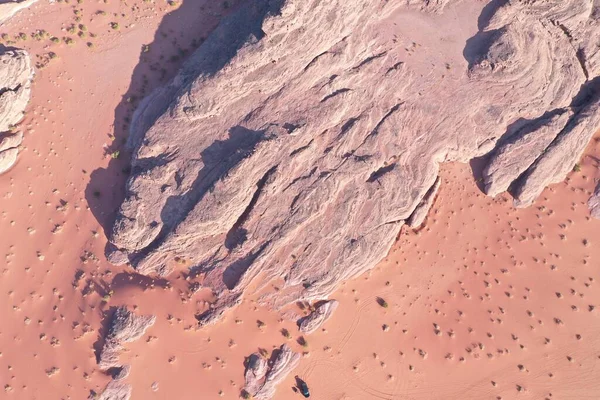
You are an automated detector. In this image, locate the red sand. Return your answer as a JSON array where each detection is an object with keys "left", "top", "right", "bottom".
[{"left": 1, "top": 1, "right": 600, "bottom": 399}]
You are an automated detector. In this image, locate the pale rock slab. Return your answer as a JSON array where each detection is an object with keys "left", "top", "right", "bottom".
[
  {"left": 298, "top": 300, "right": 339, "bottom": 334},
  {"left": 107, "top": 0, "right": 600, "bottom": 325},
  {"left": 245, "top": 344, "right": 301, "bottom": 400},
  {"left": 589, "top": 183, "right": 600, "bottom": 219},
  {"left": 98, "top": 306, "right": 156, "bottom": 370}
]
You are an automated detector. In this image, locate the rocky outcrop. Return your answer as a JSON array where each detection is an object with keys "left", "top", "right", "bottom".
[
  {"left": 0, "top": 0, "right": 37, "bottom": 25},
  {"left": 96, "top": 380, "right": 131, "bottom": 400},
  {"left": 98, "top": 306, "right": 155, "bottom": 370},
  {"left": 298, "top": 300, "right": 339, "bottom": 334},
  {"left": 244, "top": 354, "right": 269, "bottom": 396},
  {"left": 483, "top": 111, "right": 572, "bottom": 197},
  {"left": 407, "top": 176, "right": 441, "bottom": 228},
  {"left": 0, "top": 46, "right": 33, "bottom": 174},
  {"left": 512, "top": 97, "right": 600, "bottom": 207},
  {"left": 0, "top": 131, "right": 22, "bottom": 173},
  {"left": 589, "top": 183, "right": 600, "bottom": 219},
  {"left": 92, "top": 365, "right": 132, "bottom": 400},
  {"left": 244, "top": 345, "right": 301, "bottom": 400},
  {"left": 107, "top": 0, "right": 600, "bottom": 324}
]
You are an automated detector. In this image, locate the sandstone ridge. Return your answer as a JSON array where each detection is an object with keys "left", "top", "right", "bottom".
[
  {"left": 0, "top": 46, "right": 33, "bottom": 174},
  {"left": 108, "top": 0, "right": 600, "bottom": 325}
]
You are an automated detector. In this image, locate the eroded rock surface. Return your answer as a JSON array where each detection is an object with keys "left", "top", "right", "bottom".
[
  {"left": 0, "top": 46, "right": 33, "bottom": 174},
  {"left": 98, "top": 306, "right": 155, "bottom": 370},
  {"left": 244, "top": 345, "right": 301, "bottom": 400},
  {"left": 407, "top": 177, "right": 441, "bottom": 228},
  {"left": 589, "top": 183, "right": 600, "bottom": 219},
  {"left": 95, "top": 380, "right": 131, "bottom": 400},
  {"left": 483, "top": 111, "right": 572, "bottom": 198},
  {"left": 244, "top": 353, "right": 269, "bottom": 396},
  {"left": 298, "top": 300, "right": 339, "bottom": 334},
  {"left": 0, "top": 0, "right": 37, "bottom": 25},
  {"left": 108, "top": 0, "right": 600, "bottom": 324}
]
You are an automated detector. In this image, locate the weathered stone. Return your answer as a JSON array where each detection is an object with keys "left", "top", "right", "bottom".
[
  {"left": 107, "top": 0, "right": 600, "bottom": 325},
  {"left": 243, "top": 353, "right": 269, "bottom": 396},
  {"left": 0, "top": 0, "right": 37, "bottom": 26},
  {"left": 96, "top": 380, "right": 131, "bottom": 400},
  {"left": 589, "top": 183, "right": 600, "bottom": 219},
  {"left": 513, "top": 96, "right": 600, "bottom": 207},
  {"left": 298, "top": 300, "right": 339, "bottom": 334},
  {"left": 245, "top": 344, "right": 300, "bottom": 400},
  {"left": 0, "top": 146, "right": 17, "bottom": 174},
  {"left": 0, "top": 46, "right": 33, "bottom": 133},
  {"left": 0, "top": 130, "right": 22, "bottom": 152},
  {"left": 483, "top": 111, "right": 571, "bottom": 197},
  {"left": 407, "top": 176, "right": 441, "bottom": 228},
  {"left": 98, "top": 306, "right": 156, "bottom": 370},
  {"left": 112, "top": 365, "right": 131, "bottom": 381}
]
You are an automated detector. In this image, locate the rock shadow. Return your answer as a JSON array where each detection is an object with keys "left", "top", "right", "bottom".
[
  {"left": 85, "top": 0, "right": 287, "bottom": 265},
  {"left": 463, "top": 0, "right": 509, "bottom": 69},
  {"left": 84, "top": 0, "right": 252, "bottom": 238},
  {"left": 109, "top": 271, "right": 170, "bottom": 292},
  {"left": 92, "top": 306, "right": 118, "bottom": 364}
]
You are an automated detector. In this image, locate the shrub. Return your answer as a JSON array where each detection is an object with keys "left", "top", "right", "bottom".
[{"left": 376, "top": 297, "right": 389, "bottom": 308}]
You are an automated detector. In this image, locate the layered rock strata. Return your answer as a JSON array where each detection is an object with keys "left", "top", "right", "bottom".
[{"left": 108, "top": 0, "right": 600, "bottom": 325}]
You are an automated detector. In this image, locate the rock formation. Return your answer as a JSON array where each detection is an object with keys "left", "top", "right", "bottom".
[
  {"left": 589, "top": 183, "right": 600, "bottom": 219},
  {"left": 91, "top": 365, "right": 132, "bottom": 400},
  {"left": 243, "top": 353, "right": 269, "bottom": 396},
  {"left": 0, "top": 46, "right": 33, "bottom": 174},
  {"left": 243, "top": 344, "right": 301, "bottom": 400},
  {"left": 95, "top": 379, "right": 131, "bottom": 400},
  {"left": 0, "top": 130, "right": 22, "bottom": 173},
  {"left": 483, "top": 111, "right": 572, "bottom": 198},
  {"left": 0, "top": 0, "right": 37, "bottom": 25},
  {"left": 98, "top": 306, "right": 155, "bottom": 370},
  {"left": 298, "top": 300, "right": 339, "bottom": 334},
  {"left": 407, "top": 176, "right": 441, "bottom": 228},
  {"left": 108, "top": 0, "right": 600, "bottom": 325}
]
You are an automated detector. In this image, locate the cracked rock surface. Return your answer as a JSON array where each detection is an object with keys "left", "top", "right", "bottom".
[
  {"left": 243, "top": 344, "right": 301, "bottom": 400},
  {"left": 0, "top": 46, "right": 33, "bottom": 174},
  {"left": 108, "top": 0, "right": 600, "bottom": 323},
  {"left": 298, "top": 300, "right": 339, "bottom": 334},
  {"left": 98, "top": 306, "right": 156, "bottom": 370},
  {"left": 0, "top": 0, "right": 37, "bottom": 25},
  {"left": 589, "top": 183, "right": 600, "bottom": 219}
]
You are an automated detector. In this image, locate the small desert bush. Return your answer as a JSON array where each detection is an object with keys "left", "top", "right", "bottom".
[{"left": 376, "top": 297, "right": 389, "bottom": 308}]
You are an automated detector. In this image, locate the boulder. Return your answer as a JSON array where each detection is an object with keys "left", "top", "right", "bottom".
[
  {"left": 244, "top": 344, "right": 301, "bottom": 400},
  {"left": 243, "top": 354, "right": 269, "bottom": 396},
  {"left": 298, "top": 300, "right": 339, "bottom": 334},
  {"left": 96, "top": 380, "right": 131, "bottom": 400},
  {"left": 0, "top": 146, "right": 17, "bottom": 174},
  {"left": 98, "top": 306, "right": 156, "bottom": 370}
]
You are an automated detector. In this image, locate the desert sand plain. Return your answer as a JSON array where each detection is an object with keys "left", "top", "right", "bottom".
[{"left": 1, "top": 0, "right": 600, "bottom": 399}]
